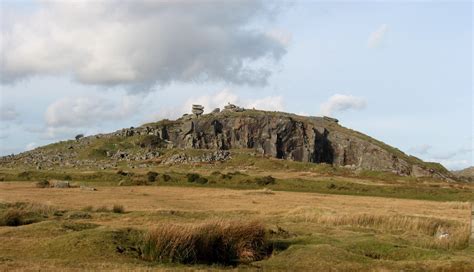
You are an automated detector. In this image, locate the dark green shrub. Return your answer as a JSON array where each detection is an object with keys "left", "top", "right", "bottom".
[
  {"left": 162, "top": 174, "right": 172, "bottom": 182},
  {"left": 147, "top": 171, "right": 159, "bottom": 182},
  {"left": 63, "top": 175, "right": 72, "bottom": 181},
  {"left": 186, "top": 173, "right": 201, "bottom": 183},
  {"left": 195, "top": 177, "right": 208, "bottom": 184},
  {"left": 255, "top": 176, "right": 276, "bottom": 186}
]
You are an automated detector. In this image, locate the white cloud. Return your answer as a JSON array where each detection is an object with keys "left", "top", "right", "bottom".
[
  {"left": 319, "top": 94, "right": 367, "bottom": 116},
  {"left": 0, "top": 105, "right": 19, "bottom": 121},
  {"left": 184, "top": 89, "right": 284, "bottom": 113},
  {"left": 408, "top": 144, "right": 432, "bottom": 155},
  {"left": 145, "top": 89, "right": 284, "bottom": 122},
  {"left": 183, "top": 89, "right": 240, "bottom": 115},
  {"left": 245, "top": 95, "right": 284, "bottom": 111},
  {"left": 431, "top": 147, "right": 472, "bottom": 160},
  {"left": 45, "top": 94, "right": 142, "bottom": 128},
  {"left": 367, "top": 24, "right": 388, "bottom": 49},
  {"left": 429, "top": 159, "right": 470, "bottom": 171},
  {"left": 1, "top": 1, "right": 287, "bottom": 90},
  {"left": 25, "top": 142, "right": 36, "bottom": 151},
  {"left": 408, "top": 144, "right": 472, "bottom": 170}
]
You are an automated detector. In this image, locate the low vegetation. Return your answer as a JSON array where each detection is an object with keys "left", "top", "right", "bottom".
[
  {"left": 0, "top": 202, "right": 57, "bottom": 226},
  {"left": 307, "top": 213, "right": 470, "bottom": 250},
  {"left": 139, "top": 220, "right": 269, "bottom": 265}
]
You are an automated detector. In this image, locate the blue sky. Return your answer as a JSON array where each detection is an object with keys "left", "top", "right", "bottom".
[{"left": 0, "top": 0, "right": 472, "bottom": 170}]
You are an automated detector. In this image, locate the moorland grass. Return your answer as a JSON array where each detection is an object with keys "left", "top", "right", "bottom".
[
  {"left": 0, "top": 202, "right": 57, "bottom": 226},
  {"left": 140, "top": 220, "right": 269, "bottom": 265}
]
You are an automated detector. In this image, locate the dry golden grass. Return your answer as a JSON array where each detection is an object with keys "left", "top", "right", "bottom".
[
  {"left": 0, "top": 201, "right": 56, "bottom": 226},
  {"left": 141, "top": 220, "right": 267, "bottom": 264},
  {"left": 309, "top": 213, "right": 470, "bottom": 249},
  {"left": 0, "top": 182, "right": 472, "bottom": 271}
]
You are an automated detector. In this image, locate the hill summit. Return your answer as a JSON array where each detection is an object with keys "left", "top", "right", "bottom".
[{"left": 0, "top": 105, "right": 450, "bottom": 179}]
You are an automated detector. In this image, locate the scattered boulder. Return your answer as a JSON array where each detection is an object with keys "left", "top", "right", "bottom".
[
  {"left": 80, "top": 185, "right": 97, "bottom": 191},
  {"left": 51, "top": 180, "right": 70, "bottom": 188},
  {"left": 192, "top": 104, "right": 204, "bottom": 117},
  {"left": 223, "top": 103, "right": 244, "bottom": 112}
]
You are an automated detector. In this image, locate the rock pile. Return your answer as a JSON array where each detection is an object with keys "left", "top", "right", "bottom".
[
  {"left": 192, "top": 105, "right": 204, "bottom": 117},
  {"left": 162, "top": 150, "right": 231, "bottom": 165},
  {"left": 223, "top": 103, "right": 245, "bottom": 112}
]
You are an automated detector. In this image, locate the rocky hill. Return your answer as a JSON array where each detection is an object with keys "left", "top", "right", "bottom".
[
  {"left": 0, "top": 107, "right": 451, "bottom": 179},
  {"left": 452, "top": 166, "right": 474, "bottom": 182}
]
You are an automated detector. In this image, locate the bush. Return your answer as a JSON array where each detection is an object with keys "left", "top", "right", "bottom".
[
  {"left": 162, "top": 174, "right": 172, "bottom": 182},
  {"left": 255, "top": 176, "right": 276, "bottom": 186},
  {"left": 186, "top": 173, "right": 208, "bottom": 184},
  {"left": 140, "top": 220, "right": 269, "bottom": 265},
  {"left": 186, "top": 173, "right": 200, "bottom": 183},
  {"left": 112, "top": 204, "right": 125, "bottom": 214},
  {"left": 36, "top": 180, "right": 50, "bottom": 188},
  {"left": 147, "top": 171, "right": 159, "bottom": 182},
  {"left": 195, "top": 177, "right": 208, "bottom": 184},
  {"left": 63, "top": 175, "right": 72, "bottom": 181}
]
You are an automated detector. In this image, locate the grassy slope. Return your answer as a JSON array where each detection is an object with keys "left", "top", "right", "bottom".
[{"left": 1, "top": 150, "right": 472, "bottom": 202}]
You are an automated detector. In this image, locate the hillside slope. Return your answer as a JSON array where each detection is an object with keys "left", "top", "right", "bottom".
[
  {"left": 453, "top": 166, "right": 474, "bottom": 181},
  {"left": 0, "top": 108, "right": 450, "bottom": 179}
]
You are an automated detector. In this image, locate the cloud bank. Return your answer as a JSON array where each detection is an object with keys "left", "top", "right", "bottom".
[
  {"left": 0, "top": 105, "right": 19, "bottom": 121},
  {"left": 319, "top": 94, "right": 366, "bottom": 116},
  {"left": 45, "top": 95, "right": 142, "bottom": 128},
  {"left": 1, "top": 1, "right": 287, "bottom": 90}
]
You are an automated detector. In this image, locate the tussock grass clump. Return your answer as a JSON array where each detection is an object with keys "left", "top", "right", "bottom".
[
  {"left": 255, "top": 176, "right": 276, "bottom": 186},
  {"left": 95, "top": 206, "right": 110, "bottom": 212},
  {"left": 0, "top": 202, "right": 56, "bottom": 226},
  {"left": 140, "top": 220, "right": 269, "bottom": 265},
  {"left": 35, "top": 180, "right": 50, "bottom": 188},
  {"left": 112, "top": 204, "right": 125, "bottom": 213}
]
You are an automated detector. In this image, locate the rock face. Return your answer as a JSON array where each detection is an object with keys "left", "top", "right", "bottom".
[
  {"left": 0, "top": 109, "right": 450, "bottom": 178},
  {"left": 128, "top": 110, "right": 448, "bottom": 178}
]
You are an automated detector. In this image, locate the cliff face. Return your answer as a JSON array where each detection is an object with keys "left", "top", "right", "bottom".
[
  {"left": 121, "top": 110, "right": 447, "bottom": 178},
  {"left": 0, "top": 109, "right": 450, "bottom": 179}
]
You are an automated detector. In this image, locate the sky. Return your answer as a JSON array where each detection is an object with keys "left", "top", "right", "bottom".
[{"left": 0, "top": 0, "right": 472, "bottom": 170}]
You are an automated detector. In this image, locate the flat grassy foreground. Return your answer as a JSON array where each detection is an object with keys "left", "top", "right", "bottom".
[{"left": 0, "top": 182, "right": 473, "bottom": 271}]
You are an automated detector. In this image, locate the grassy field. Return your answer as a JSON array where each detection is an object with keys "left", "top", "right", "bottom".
[
  {"left": 1, "top": 150, "right": 473, "bottom": 271},
  {"left": 0, "top": 182, "right": 473, "bottom": 271}
]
